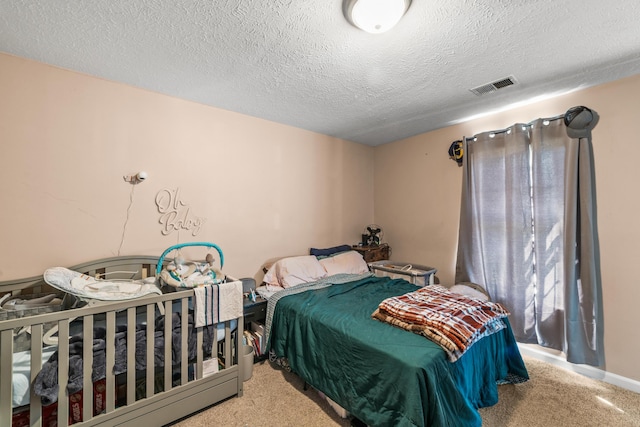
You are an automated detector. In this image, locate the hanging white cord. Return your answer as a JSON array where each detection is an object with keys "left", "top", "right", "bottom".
[{"left": 117, "top": 184, "right": 136, "bottom": 256}]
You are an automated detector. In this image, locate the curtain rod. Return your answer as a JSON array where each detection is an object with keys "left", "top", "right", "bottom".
[
  {"left": 460, "top": 113, "right": 566, "bottom": 142},
  {"left": 448, "top": 106, "right": 596, "bottom": 165},
  {"left": 447, "top": 106, "right": 594, "bottom": 165}
]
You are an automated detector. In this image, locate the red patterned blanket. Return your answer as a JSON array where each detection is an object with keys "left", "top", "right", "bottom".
[{"left": 372, "top": 285, "right": 510, "bottom": 361}]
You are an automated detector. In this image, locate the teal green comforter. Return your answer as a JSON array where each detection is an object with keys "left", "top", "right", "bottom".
[{"left": 269, "top": 276, "right": 528, "bottom": 427}]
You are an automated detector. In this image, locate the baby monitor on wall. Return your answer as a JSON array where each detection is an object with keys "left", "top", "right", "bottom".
[{"left": 123, "top": 171, "right": 148, "bottom": 184}]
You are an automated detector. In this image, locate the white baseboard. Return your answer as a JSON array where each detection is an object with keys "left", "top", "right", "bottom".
[{"left": 518, "top": 344, "right": 640, "bottom": 394}]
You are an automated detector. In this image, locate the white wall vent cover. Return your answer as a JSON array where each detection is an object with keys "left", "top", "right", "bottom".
[{"left": 470, "top": 76, "right": 518, "bottom": 96}]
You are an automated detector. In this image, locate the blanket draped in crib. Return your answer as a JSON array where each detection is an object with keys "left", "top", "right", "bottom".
[
  {"left": 372, "top": 285, "right": 510, "bottom": 362},
  {"left": 34, "top": 312, "right": 217, "bottom": 405}
]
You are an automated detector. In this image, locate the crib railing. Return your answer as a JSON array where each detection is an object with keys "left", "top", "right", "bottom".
[{"left": 1, "top": 287, "right": 243, "bottom": 427}]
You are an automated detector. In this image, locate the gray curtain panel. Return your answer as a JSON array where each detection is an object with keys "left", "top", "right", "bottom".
[{"left": 455, "top": 118, "right": 603, "bottom": 366}]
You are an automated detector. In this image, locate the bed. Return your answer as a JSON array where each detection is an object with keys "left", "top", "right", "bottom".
[
  {"left": 0, "top": 255, "right": 244, "bottom": 427},
  {"left": 261, "top": 251, "right": 529, "bottom": 427}
]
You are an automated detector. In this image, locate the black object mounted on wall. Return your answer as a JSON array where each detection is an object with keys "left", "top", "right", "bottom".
[{"left": 448, "top": 140, "right": 464, "bottom": 166}]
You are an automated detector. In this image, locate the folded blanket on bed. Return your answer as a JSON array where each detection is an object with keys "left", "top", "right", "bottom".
[
  {"left": 33, "top": 312, "right": 217, "bottom": 405},
  {"left": 372, "top": 285, "right": 510, "bottom": 362}
]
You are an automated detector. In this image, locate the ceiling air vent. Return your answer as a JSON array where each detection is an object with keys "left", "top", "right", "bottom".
[{"left": 469, "top": 76, "right": 518, "bottom": 96}]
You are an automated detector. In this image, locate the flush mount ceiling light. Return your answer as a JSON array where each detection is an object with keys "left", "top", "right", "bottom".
[{"left": 343, "top": 0, "right": 411, "bottom": 34}]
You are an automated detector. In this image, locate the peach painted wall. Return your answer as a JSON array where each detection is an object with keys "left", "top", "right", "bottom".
[
  {"left": 0, "top": 53, "right": 374, "bottom": 282},
  {"left": 374, "top": 74, "right": 640, "bottom": 382},
  {"left": 3, "top": 50, "right": 638, "bottom": 383}
]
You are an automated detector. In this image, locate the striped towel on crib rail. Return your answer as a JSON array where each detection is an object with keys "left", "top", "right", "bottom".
[{"left": 193, "top": 281, "right": 243, "bottom": 327}]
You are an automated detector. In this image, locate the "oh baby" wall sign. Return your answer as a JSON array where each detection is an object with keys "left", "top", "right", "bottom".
[{"left": 155, "top": 188, "right": 207, "bottom": 236}]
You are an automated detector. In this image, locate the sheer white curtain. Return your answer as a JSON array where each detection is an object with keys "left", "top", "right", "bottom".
[{"left": 455, "top": 117, "right": 604, "bottom": 366}]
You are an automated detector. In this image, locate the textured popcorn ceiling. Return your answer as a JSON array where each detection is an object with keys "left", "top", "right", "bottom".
[{"left": 1, "top": 0, "right": 640, "bottom": 145}]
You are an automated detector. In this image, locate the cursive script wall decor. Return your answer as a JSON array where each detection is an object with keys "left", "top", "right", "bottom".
[{"left": 155, "top": 188, "right": 207, "bottom": 236}]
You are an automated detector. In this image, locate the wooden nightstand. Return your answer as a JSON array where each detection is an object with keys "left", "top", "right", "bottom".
[{"left": 352, "top": 244, "right": 391, "bottom": 263}]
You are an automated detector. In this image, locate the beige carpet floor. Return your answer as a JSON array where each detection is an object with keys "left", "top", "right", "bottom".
[{"left": 170, "top": 356, "right": 640, "bottom": 427}]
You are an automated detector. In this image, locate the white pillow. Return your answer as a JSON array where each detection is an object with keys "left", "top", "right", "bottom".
[
  {"left": 263, "top": 255, "right": 327, "bottom": 288},
  {"left": 319, "top": 251, "right": 369, "bottom": 276},
  {"left": 449, "top": 284, "right": 490, "bottom": 301}
]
